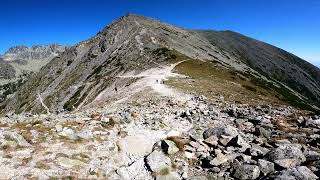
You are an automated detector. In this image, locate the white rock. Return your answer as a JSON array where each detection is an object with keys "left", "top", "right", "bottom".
[
  {"left": 156, "top": 171, "right": 181, "bottom": 180},
  {"left": 185, "top": 151, "right": 195, "bottom": 159},
  {"left": 146, "top": 150, "right": 171, "bottom": 173},
  {"left": 55, "top": 124, "right": 63, "bottom": 132},
  {"left": 59, "top": 127, "right": 78, "bottom": 140},
  {"left": 116, "top": 158, "right": 152, "bottom": 180},
  {"left": 77, "top": 130, "right": 93, "bottom": 139},
  {"left": 162, "top": 140, "right": 179, "bottom": 155},
  {"left": 166, "top": 130, "right": 181, "bottom": 137},
  {"left": 57, "top": 157, "right": 86, "bottom": 168},
  {"left": 118, "top": 135, "right": 154, "bottom": 156}
]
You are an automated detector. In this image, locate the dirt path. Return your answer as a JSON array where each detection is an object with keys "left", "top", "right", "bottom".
[
  {"left": 91, "top": 61, "right": 190, "bottom": 108},
  {"left": 117, "top": 60, "right": 189, "bottom": 99}
]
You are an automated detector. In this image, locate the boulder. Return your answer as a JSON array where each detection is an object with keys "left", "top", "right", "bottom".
[
  {"left": 258, "top": 159, "right": 275, "bottom": 176},
  {"left": 266, "top": 144, "right": 306, "bottom": 168},
  {"left": 256, "top": 127, "right": 272, "bottom": 138},
  {"left": 161, "top": 140, "right": 179, "bottom": 155},
  {"left": 250, "top": 144, "right": 270, "bottom": 157},
  {"left": 304, "top": 150, "right": 320, "bottom": 161},
  {"left": 203, "top": 125, "right": 238, "bottom": 139},
  {"left": 2, "top": 131, "right": 31, "bottom": 147},
  {"left": 209, "top": 150, "right": 230, "bottom": 166},
  {"left": 116, "top": 158, "right": 152, "bottom": 179},
  {"left": 203, "top": 135, "right": 218, "bottom": 147},
  {"left": 219, "top": 135, "right": 233, "bottom": 146},
  {"left": 146, "top": 150, "right": 172, "bottom": 174},
  {"left": 118, "top": 135, "right": 154, "bottom": 156},
  {"left": 274, "top": 166, "right": 318, "bottom": 180},
  {"left": 306, "top": 119, "right": 320, "bottom": 128},
  {"left": 227, "top": 135, "right": 249, "bottom": 148},
  {"left": 203, "top": 128, "right": 225, "bottom": 139},
  {"left": 233, "top": 164, "right": 260, "bottom": 179},
  {"left": 58, "top": 127, "right": 78, "bottom": 140}
]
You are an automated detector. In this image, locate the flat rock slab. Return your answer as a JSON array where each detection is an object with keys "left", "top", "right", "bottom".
[{"left": 118, "top": 135, "right": 154, "bottom": 156}]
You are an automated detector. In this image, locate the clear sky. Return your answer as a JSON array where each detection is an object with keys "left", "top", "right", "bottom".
[{"left": 0, "top": 0, "right": 319, "bottom": 67}]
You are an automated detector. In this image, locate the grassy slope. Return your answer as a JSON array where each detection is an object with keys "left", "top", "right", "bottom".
[
  {"left": 153, "top": 46, "right": 317, "bottom": 112},
  {"left": 166, "top": 59, "right": 284, "bottom": 106}
]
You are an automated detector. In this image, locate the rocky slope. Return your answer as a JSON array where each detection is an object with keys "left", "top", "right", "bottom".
[
  {"left": 0, "top": 14, "right": 319, "bottom": 179},
  {"left": 0, "top": 94, "right": 319, "bottom": 179},
  {"left": 0, "top": 44, "right": 65, "bottom": 102}
]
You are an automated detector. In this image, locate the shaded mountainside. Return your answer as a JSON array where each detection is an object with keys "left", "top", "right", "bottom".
[
  {"left": 196, "top": 30, "right": 320, "bottom": 109},
  {"left": 1, "top": 14, "right": 319, "bottom": 114}
]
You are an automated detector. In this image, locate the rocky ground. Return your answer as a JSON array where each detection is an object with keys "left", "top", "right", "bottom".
[{"left": 0, "top": 92, "right": 319, "bottom": 179}]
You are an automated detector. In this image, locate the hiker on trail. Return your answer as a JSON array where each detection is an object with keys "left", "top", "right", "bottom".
[
  {"left": 156, "top": 79, "right": 159, "bottom": 83},
  {"left": 115, "top": 87, "right": 118, "bottom": 92}
]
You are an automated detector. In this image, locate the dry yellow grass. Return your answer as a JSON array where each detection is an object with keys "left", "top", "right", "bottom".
[{"left": 166, "top": 59, "right": 284, "bottom": 107}]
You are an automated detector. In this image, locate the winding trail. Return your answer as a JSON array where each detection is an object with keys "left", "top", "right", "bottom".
[
  {"left": 92, "top": 60, "right": 190, "bottom": 108},
  {"left": 37, "top": 92, "right": 51, "bottom": 114},
  {"left": 117, "top": 60, "right": 189, "bottom": 99},
  {"left": 91, "top": 60, "right": 191, "bottom": 107}
]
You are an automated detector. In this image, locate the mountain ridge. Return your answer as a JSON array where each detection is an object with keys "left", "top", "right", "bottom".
[{"left": 1, "top": 14, "right": 319, "bottom": 114}]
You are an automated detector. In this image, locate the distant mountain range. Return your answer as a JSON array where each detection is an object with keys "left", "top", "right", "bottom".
[{"left": 0, "top": 44, "right": 65, "bottom": 102}]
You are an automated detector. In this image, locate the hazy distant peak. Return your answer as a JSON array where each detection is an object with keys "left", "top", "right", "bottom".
[{"left": 1, "top": 44, "right": 66, "bottom": 61}]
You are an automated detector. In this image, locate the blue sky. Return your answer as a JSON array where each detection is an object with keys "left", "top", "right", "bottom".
[{"left": 0, "top": 0, "right": 319, "bottom": 67}]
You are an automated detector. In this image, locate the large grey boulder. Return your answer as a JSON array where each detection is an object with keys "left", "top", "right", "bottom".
[
  {"left": 266, "top": 144, "right": 306, "bottom": 168},
  {"left": 233, "top": 164, "right": 260, "bottom": 180},
  {"left": 1, "top": 131, "right": 31, "bottom": 147},
  {"left": 203, "top": 125, "right": 238, "bottom": 139},
  {"left": 258, "top": 159, "right": 275, "bottom": 176},
  {"left": 274, "top": 166, "right": 318, "bottom": 180},
  {"left": 227, "top": 135, "right": 249, "bottom": 148}
]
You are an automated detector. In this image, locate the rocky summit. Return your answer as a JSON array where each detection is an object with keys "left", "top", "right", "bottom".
[{"left": 0, "top": 14, "right": 319, "bottom": 179}]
